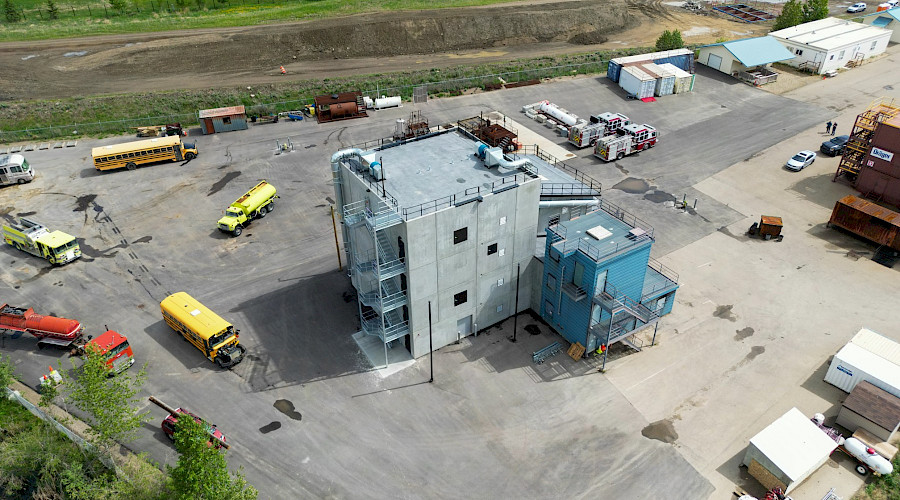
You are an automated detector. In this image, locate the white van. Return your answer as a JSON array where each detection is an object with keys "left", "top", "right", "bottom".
[{"left": 0, "top": 154, "right": 35, "bottom": 186}]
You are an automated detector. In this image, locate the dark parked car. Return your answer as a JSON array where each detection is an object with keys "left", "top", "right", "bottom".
[{"left": 821, "top": 135, "right": 850, "bottom": 156}]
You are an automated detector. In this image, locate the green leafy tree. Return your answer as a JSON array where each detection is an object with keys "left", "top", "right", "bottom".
[
  {"left": 45, "top": 0, "right": 58, "bottom": 19},
  {"left": 109, "top": 0, "right": 127, "bottom": 13},
  {"left": 3, "top": 0, "right": 20, "bottom": 22},
  {"left": 801, "top": 0, "right": 828, "bottom": 22},
  {"left": 63, "top": 345, "right": 149, "bottom": 453},
  {"left": 655, "top": 29, "right": 685, "bottom": 51},
  {"left": 168, "top": 417, "right": 258, "bottom": 500},
  {"left": 773, "top": 0, "right": 803, "bottom": 30}
]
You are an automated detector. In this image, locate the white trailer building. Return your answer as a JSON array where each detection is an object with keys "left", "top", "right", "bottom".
[
  {"left": 770, "top": 17, "right": 891, "bottom": 74},
  {"left": 825, "top": 328, "right": 900, "bottom": 397},
  {"left": 742, "top": 407, "right": 839, "bottom": 494}
]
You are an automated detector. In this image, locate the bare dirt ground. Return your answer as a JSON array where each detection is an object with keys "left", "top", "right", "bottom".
[{"left": 0, "top": 0, "right": 773, "bottom": 101}]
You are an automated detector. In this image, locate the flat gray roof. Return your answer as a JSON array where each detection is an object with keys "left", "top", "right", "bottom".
[
  {"left": 549, "top": 200, "right": 654, "bottom": 263},
  {"left": 347, "top": 129, "right": 599, "bottom": 220}
]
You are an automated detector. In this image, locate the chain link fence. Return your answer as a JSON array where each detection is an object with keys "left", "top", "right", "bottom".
[{"left": 0, "top": 59, "right": 608, "bottom": 144}]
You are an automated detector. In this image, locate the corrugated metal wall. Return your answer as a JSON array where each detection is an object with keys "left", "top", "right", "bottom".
[{"left": 201, "top": 115, "right": 249, "bottom": 135}]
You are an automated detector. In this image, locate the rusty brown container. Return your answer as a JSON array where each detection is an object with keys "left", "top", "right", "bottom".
[
  {"left": 758, "top": 216, "right": 783, "bottom": 238},
  {"left": 855, "top": 116, "right": 900, "bottom": 206},
  {"left": 829, "top": 195, "right": 900, "bottom": 250}
]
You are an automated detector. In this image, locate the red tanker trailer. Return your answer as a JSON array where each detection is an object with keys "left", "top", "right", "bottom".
[{"left": 0, "top": 303, "right": 84, "bottom": 347}]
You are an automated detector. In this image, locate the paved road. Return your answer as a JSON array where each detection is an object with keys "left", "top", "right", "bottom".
[{"left": 1, "top": 49, "right": 896, "bottom": 499}]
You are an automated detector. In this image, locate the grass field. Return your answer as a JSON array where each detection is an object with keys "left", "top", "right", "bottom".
[
  {"left": 0, "top": 49, "right": 653, "bottom": 143},
  {"left": 0, "top": 0, "right": 521, "bottom": 41}
]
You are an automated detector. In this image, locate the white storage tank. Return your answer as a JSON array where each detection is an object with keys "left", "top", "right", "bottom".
[
  {"left": 536, "top": 101, "right": 578, "bottom": 127},
  {"left": 619, "top": 66, "right": 656, "bottom": 99},
  {"left": 374, "top": 95, "right": 402, "bottom": 109}
]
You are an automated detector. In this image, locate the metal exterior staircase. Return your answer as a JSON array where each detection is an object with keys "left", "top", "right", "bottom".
[{"left": 591, "top": 282, "right": 660, "bottom": 348}]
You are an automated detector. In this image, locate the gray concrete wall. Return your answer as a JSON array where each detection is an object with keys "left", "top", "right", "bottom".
[{"left": 407, "top": 176, "right": 539, "bottom": 357}]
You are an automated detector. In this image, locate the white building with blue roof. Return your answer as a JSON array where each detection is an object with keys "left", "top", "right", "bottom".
[
  {"left": 862, "top": 7, "right": 900, "bottom": 43},
  {"left": 770, "top": 17, "right": 891, "bottom": 74},
  {"left": 697, "top": 36, "right": 795, "bottom": 84}
]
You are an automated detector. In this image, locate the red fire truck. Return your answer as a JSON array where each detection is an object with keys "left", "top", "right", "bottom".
[
  {"left": 594, "top": 123, "right": 658, "bottom": 162},
  {"left": 568, "top": 112, "right": 630, "bottom": 148},
  {"left": 80, "top": 330, "right": 135, "bottom": 374}
]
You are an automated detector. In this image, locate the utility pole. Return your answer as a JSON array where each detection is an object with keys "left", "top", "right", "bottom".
[
  {"left": 509, "top": 263, "right": 520, "bottom": 343},
  {"left": 428, "top": 301, "right": 434, "bottom": 383}
]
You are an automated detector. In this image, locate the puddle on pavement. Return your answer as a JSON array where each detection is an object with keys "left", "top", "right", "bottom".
[
  {"left": 274, "top": 399, "right": 302, "bottom": 421},
  {"left": 524, "top": 324, "right": 541, "bottom": 335},
  {"left": 207, "top": 171, "right": 242, "bottom": 197},
  {"left": 133, "top": 236, "right": 152, "bottom": 244},
  {"left": 734, "top": 327, "right": 754, "bottom": 341},
  {"left": 16, "top": 211, "right": 36, "bottom": 217},
  {"left": 611, "top": 177, "right": 650, "bottom": 194},
  {"left": 259, "top": 421, "right": 282, "bottom": 434},
  {"left": 642, "top": 419, "right": 678, "bottom": 443},
  {"left": 713, "top": 305, "right": 737, "bottom": 322},
  {"left": 643, "top": 190, "right": 676, "bottom": 204},
  {"left": 746, "top": 346, "right": 765, "bottom": 361},
  {"left": 73, "top": 194, "right": 97, "bottom": 212}
]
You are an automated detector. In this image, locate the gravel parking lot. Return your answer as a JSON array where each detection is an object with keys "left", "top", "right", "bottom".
[{"left": 2, "top": 45, "right": 899, "bottom": 499}]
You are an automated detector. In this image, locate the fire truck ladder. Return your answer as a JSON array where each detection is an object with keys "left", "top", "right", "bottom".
[{"left": 834, "top": 97, "right": 899, "bottom": 182}]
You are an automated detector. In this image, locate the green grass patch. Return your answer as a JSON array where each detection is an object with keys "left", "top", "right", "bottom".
[
  {"left": 0, "top": 0, "right": 523, "bottom": 41},
  {"left": 0, "top": 48, "right": 659, "bottom": 143}
]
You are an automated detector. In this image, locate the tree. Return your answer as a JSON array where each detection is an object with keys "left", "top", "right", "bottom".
[
  {"left": 0, "top": 354, "right": 14, "bottom": 390},
  {"left": 773, "top": 0, "right": 803, "bottom": 30},
  {"left": 168, "top": 417, "right": 258, "bottom": 500},
  {"left": 655, "top": 30, "right": 685, "bottom": 51},
  {"left": 802, "top": 0, "right": 828, "bottom": 23},
  {"left": 109, "top": 0, "right": 127, "bottom": 14},
  {"left": 63, "top": 345, "right": 148, "bottom": 453},
  {"left": 3, "top": 0, "right": 20, "bottom": 23},
  {"left": 45, "top": 0, "right": 58, "bottom": 19}
]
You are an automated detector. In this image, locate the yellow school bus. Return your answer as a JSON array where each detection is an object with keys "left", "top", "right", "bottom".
[
  {"left": 160, "top": 292, "right": 245, "bottom": 368},
  {"left": 92, "top": 135, "right": 198, "bottom": 171}
]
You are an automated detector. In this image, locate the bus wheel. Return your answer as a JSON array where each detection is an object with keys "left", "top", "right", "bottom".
[
  {"left": 126, "top": 162, "right": 137, "bottom": 171},
  {"left": 17, "top": 179, "right": 26, "bottom": 185},
  {"left": 216, "top": 358, "right": 225, "bottom": 369},
  {"left": 232, "top": 226, "right": 242, "bottom": 237},
  {"left": 185, "top": 152, "right": 196, "bottom": 160}
]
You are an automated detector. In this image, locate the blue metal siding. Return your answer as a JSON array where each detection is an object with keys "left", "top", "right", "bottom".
[
  {"left": 652, "top": 54, "right": 692, "bottom": 72},
  {"left": 602, "top": 244, "right": 651, "bottom": 300},
  {"left": 607, "top": 61, "right": 622, "bottom": 82}
]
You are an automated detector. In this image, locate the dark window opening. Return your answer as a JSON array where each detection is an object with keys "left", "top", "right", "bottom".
[
  {"left": 487, "top": 243, "right": 498, "bottom": 255},
  {"left": 454, "top": 290, "right": 468, "bottom": 306},
  {"left": 223, "top": 116, "right": 232, "bottom": 125},
  {"left": 454, "top": 227, "right": 468, "bottom": 244}
]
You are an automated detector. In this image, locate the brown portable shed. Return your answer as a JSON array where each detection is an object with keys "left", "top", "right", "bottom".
[
  {"left": 837, "top": 381, "right": 900, "bottom": 442},
  {"left": 198, "top": 105, "right": 248, "bottom": 135}
]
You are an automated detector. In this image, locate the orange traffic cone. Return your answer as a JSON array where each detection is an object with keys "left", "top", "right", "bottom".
[{"left": 280, "top": 66, "right": 286, "bottom": 75}]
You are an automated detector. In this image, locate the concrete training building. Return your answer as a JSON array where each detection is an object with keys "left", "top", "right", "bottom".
[
  {"left": 769, "top": 17, "right": 891, "bottom": 74},
  {"left": 331, "top": 125, "right": 606, "bottom": 365}
]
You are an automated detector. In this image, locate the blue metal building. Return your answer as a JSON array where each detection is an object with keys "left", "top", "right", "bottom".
[{"left": 538, "top": 200, "right": 679, "bottom": 362}]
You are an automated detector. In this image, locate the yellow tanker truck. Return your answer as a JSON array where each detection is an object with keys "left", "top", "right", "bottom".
[{"left": 216, "top": 180, "right": 278, "bottom": 237}]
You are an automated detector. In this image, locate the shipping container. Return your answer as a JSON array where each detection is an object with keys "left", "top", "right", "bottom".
[
  {"left": 198, "top": 105, "right": 248, "bottom": 135},
  {"left": 658, "top": 63, "right": 695, "bottom": 93},
  {"left": 607, "top": 60, "right": 623, "bottom": 83},
  {"left": 825, "top": 342, "right": 900, "bottom": 397},
  {"left": 851, "top": 328, "right": 900, "bottom": 365},
  {"left": 607, "top": 49, "right": 694, "bottom": 83},
  {"left": 619, "top": 66, "right": 656, "bottom": 99},
  {"left": 829, "top": 195, "right": 900, "bottom": 251},
  {"left": 640, "top": 62, "right": 676, "bottom": 96}
]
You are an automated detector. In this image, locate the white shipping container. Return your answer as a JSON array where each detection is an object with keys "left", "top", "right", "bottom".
[
  {"left": 825, "top": 342, "right": 900, "bottom": 397},
  {"left": 619, "top": 66, "right": 656, "bottom": 99},
  {"left": 850, "top": 328, "right": 900, "bottom": 365},
  {"left": 658, "top": 63, "right": 694, "bottom": 94},
  {"left": 642, "top": 62, "right": 675, "bottom": 96}
]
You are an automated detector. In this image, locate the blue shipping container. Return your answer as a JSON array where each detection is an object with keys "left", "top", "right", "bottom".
[
  {"left": 607, "top": 60, "right": 622, "bottom": 82},
  {"left": 652, "top": 54, "right": 693, "bottom": 73}
]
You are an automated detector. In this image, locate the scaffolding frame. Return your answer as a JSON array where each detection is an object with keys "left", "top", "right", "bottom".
[{"left": 835, "top": 97, "right": 899, "bottom": 183}]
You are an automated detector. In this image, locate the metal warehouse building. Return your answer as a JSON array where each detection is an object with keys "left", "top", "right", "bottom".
[
  {"left": 770, "top": 17, "right": 891, "bottom": 74},
  {"left": 697, "top": 36, "right": 795, "bottom": 85},
  {"left": 198, "top": 105, "right": 248, "bottom": 135}
]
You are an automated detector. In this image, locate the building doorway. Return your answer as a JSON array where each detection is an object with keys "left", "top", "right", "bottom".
[
  {"left": 397, "top": 236, "right": 406, "bottom": 263},
  {"left": 457, "top": 315, "right": 472, "bottom": 341}
]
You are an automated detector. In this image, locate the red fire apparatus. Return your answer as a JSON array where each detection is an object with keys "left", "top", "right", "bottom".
[
  {"left": 594, "top": 123, "right": 658, "bottom": 162},
  {"left": 567, "top": 112, "right": 630, "bottom": 148}
]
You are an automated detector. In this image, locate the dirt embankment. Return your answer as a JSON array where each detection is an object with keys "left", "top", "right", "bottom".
[{"left": 0, "top": 0, "right": 633, "bottom": 101}]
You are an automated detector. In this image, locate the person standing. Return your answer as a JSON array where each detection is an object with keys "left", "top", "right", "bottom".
[
  {"left": 826, "top": 121, "right": 833, "bottom": 134},
  {"left": 832, "top": 122, "right": 837, "bottom": 135}
]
